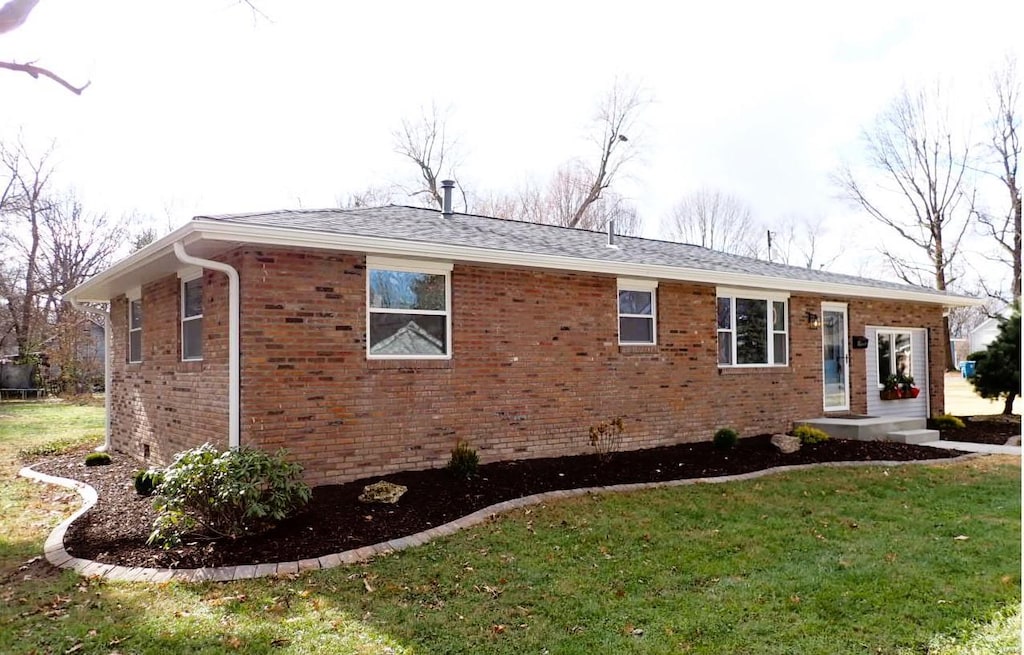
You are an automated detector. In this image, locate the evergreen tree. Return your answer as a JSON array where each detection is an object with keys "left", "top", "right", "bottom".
[{"left": 968, "top": 306, "right": 1021, "bottom": 415}]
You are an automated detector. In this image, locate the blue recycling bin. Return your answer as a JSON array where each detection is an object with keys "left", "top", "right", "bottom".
[{"left": 961, "top": 360, "right": 976, "bottom": 378}]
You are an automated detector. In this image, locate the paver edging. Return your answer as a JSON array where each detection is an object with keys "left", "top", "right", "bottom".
[{"left": 18, "top": 452, "right": 988, "bottom": 584}]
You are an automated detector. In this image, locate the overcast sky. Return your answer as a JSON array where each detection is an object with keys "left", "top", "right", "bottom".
[{"left": 2, "top": 0, "right": 1021, "bottom": 291}]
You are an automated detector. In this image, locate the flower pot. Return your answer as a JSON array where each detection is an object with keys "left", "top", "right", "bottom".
[
  {"left": 880, "top": 389, "right": 901, "bottom": 400},
  {"left": 908, "top": 387, "right": 921, "bottom": 398}
]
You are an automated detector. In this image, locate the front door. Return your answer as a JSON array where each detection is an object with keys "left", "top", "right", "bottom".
[{"left": 822, "top": 303, "right": 849, "bottom": 411}]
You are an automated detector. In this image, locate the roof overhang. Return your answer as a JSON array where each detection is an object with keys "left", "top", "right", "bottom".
[{"left": 65, "top": 218, "right": 983, "bottom": 307}]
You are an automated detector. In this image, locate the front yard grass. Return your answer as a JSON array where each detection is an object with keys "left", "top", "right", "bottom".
[{"left": 0, "top": 400, "right": 1020, "bottom": 654}]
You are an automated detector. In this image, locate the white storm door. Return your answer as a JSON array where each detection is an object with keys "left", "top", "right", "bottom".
[{"left": 822, "top": 303, "right": 849, "bottom": 411}]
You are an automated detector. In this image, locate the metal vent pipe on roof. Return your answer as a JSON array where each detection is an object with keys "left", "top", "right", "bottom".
[
  {"left": 441, "top": 179, "right": 455, "bottom": 218},
  {"left": 607, "top": 218, "right": 617, "bottom": 247}
]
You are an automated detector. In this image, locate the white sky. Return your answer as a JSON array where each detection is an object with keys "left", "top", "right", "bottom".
[{"left": 2, "top": 0, "right": 1022, "bottom": 291}]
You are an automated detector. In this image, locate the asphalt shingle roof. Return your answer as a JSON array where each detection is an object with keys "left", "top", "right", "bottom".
[{"left": 197, "top": 205, "right": 955, "bottom": 299}]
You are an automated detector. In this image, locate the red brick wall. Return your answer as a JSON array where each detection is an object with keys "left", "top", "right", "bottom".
[
  {"left": 231, "top": 248, "right": 947, "bottom": 485},
  {"left": 106, "top": 246, "right": 947, "bottom": 482},
  {"left": 108, "top": 262, "right": 232, "bottom": 465}
]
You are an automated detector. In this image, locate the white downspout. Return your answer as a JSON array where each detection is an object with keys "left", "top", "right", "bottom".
[
  {"left": 69, "top": 299, "right": 112, "bottom": 452},
  {"left": 173, "top": 242, "right": 240, "bottom": 450}
]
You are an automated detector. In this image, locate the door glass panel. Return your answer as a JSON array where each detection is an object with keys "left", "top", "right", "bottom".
[{"left": 822, "top": 309, "right": 847, "bottom": 409}]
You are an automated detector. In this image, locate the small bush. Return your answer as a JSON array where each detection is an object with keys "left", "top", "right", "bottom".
[
  {"left": 148, "top": 444, "right": 311, "bottom": 548},
  {"left": 447, "top": 441, "right": 479, "bottom": 479},
  {"left": 713, "top": 427, "right": 738, "bottom": 449},
  {"left": 84, "top": 452, "right": 112, "bottom": 466},
  {"left": 589, "top": 417, "right": 625, "bottom": 462},
  {"left": 133, "top": 468, "right": 165, "bottom": 497},
  {"left": 792, "top": 425, "right": 830, "bottom": 444},
  {"left": 932, "top": 414, "right": 965, "bottom": 429}
]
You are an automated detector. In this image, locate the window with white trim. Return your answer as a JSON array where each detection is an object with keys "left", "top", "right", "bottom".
[
  {"left": 128, "top": 298, "right": 143, "bottom": 363},
  {"left": 617, "top": 279, "right": 657, "bottom": 345},
  {"left": 181, "top": 276, "right": 203, "bottom": 361},
  {"left": 367, "top": 258, "right": 452, "bottom": 358},
  {"left": 876, "top": 330, "right": 912, "bottom": 386},
  {"left": 717, "top": 290, "right": 789, "bottom": 366}
]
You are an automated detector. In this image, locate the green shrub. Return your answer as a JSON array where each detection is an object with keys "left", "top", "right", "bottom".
[
  {"left": 84, "top": 452, "right": 111, "bottom": 466},
  {"left": 792, "top": 424, "right": 830, "bottom": 444},
  {"left": 932, "top": 414, "right": 965, "bottom": 429},
  {"left": 133, "top": 468, "right": 165, "bottom": 496},
  {"left": 148, "top": 444, "right": 311, "bottom": 548},
  {"left": 447, "top": 441, "right": 479, "bottom": 479},
  {"left": 713, "top": 427, "right": 738, "bottom": 449}
]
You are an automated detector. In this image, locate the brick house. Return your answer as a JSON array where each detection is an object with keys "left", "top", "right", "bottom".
[{"left": 66, "top": 201, "right": 976, "bottom": 485}]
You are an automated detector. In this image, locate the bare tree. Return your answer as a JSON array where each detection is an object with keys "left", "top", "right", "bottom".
[
  {"left": 336, "top": 184, "right": 399, "bottom": 209},
  {"left": 392, "top": 103, "right": 464, "bottom": 210},
  {"left": 972, "top": 55, "right": 1021, "bottom": 303},
  {"left": 0, "top": 138, "right": 55, "bottom": 357},
  {"left": 835, "top": 85, "right": 972, "bottom": 370},
  {"left": 477, "top": 163, "right": 643, "bottom": 236},
  {"left": 765, "top": 214, "right": 841, "bottom": 269},
  {"left": 662, "top": 188, "right": 759, "bottom": 256},
  {"left": 565, "top": 79, "right": 647, "bottom": 229},
  {"left": 38, "top": 192, "right": 127, "bottom": 311}
]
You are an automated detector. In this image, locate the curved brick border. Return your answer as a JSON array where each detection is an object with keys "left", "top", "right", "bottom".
[{"left": 19, "top": 453, "right": 987, "bottom": 583}]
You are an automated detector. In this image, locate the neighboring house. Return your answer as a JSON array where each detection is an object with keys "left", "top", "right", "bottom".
[
  {"left": 967, "top": 311, "right": 1009, "bottom": 354},
  {"left": 65, "top": 200, "right": 977, "bottom": 485}
]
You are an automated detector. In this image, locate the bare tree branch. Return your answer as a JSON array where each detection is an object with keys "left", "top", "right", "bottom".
[
  {"left": 567, "top": 79, "right": 647, "bottom": 228},
  {"left": 392, "top": 103, "right": 462, "bottom": 209},
  {"left": 972, "top": 55, "right": 1021, "bottom": 303},
  {"left": 0, "top": 60, "right": 90, "bottom": 94}
]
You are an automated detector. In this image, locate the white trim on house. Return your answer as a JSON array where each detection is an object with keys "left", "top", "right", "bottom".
[
  {"left": 125, "top": 286, "right": 141, "bottom": 301},
  {"left": 177, "top": 265, "right": 203, "bottom": 283},
  {"left": 63, "top": 220, "right": 983, "bottom": 307}
]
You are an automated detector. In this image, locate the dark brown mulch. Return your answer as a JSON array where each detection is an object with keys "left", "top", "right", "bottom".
[
  {"left": 929, "top": 414, "right": 1021, "bottom": 445},
  {"left": 27, "top": 435, "right": 962, "bottom": 570}
]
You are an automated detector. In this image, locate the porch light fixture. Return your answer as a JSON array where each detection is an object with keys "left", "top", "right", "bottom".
[{"left": 805, "top": 311, "right": 821, "bottom": 328}]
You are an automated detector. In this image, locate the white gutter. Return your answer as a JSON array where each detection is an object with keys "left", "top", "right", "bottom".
[
  {"left": 172, "top": 242, "right": 240, "bottom": 450},
  {"left": 69, "top": 299, "right": 111, "bottom": 452}
]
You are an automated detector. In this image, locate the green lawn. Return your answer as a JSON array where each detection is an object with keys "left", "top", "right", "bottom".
[{"left": 0, "top": 401, "right": 1020, "bottom": 654}]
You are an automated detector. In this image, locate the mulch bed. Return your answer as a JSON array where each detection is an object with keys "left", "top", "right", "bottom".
[
  {"left": 26, "top": 433, "right": 971, "bottom": 571},
  {"left": 928, "top": 414, "right": 1021, "bottom": 445}
]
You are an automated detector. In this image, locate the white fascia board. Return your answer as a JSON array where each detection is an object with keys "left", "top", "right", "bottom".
[
  {"left": 66, "top": 218, "right": 983, "bottom": 307},
  {"left": 64, "top": 222, "right": 201, "bottom": 302}
]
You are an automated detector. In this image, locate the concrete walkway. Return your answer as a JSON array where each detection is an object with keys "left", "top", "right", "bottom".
[{"left": 920, "top": 440, "right": 1021, "bottom": 456}]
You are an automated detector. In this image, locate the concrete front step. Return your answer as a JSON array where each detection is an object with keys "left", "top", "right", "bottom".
[
  {"left": 886, "top": 429, "right": 940, "bottom": 445},
  {"left": 797, "top": 416, "right": 926, "bottom": 441}
]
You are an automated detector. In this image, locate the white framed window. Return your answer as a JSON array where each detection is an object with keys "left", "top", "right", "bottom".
[
  {"left": 366, "top": 257, "right": 452, "bottom": 359},
  {"left": 717, "top": 288, "right": 789, "bottom": 367},
  {"left": 180, "top": 272, "right": 203, "bottom": 361},
  {"left": 876, "top": 330, "right": 912, "bottom": 386},
  {"left": 127, "top": 297, "right": 143, "bottom": 363},
  {"left": 617, "top": 278, "right": 657, "bottom": 345}
]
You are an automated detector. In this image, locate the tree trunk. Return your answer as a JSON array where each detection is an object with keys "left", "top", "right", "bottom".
[{"left": 1003, "top": 393, "right": 1016, "bottom": 415}]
